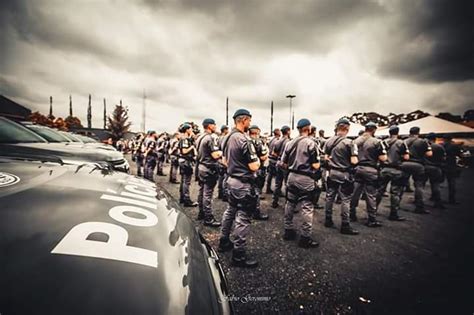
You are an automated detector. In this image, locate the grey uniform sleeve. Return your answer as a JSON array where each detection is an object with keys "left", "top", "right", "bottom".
[
  {"left": 349, "top": 140, "right": 358, "bottom": 156},
  {"left": 242, "top": 137, "right": 259, "bottom": 164}
]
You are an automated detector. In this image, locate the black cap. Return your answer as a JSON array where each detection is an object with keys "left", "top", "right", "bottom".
[
  {"left": 336, "top": 118, "right": 351, "bottom": 126},
  {"left": 409, "top": 126, "right": 420, "bottom": 135},
  {"left": 233, "top": 108, "right": 252, "bottom": 119},
  {"left": 426, "top": 132, "right": 437, "bottom": 140},
  {"left": 202, "top": 118, "right": 216, "bottom": 126},
  {"left": 249, "top": 125, "right": 260, "bottom": 131},
  {"left": 389, "top": 125, "right": 399, "bottom": 135},
  {"left": 281, "top": 125, "right": 291, "bottom": 132}
]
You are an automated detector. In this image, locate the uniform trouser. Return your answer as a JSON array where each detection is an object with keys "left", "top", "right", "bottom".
[
  {"left": 156, "top": 156, "right": 164, "bottom": 174},
  {"left": 377, "top": 167, "right": 405, "bottom": 213},
  {"left": 180, "top": 172, "right": 192, "bottom": 202},
  {"left": 284, "top": 186, "right": 315, "bottom": 237},
  {"left": 445, "top": 169, "right": 458, "bottom": 203},
  {"left": 425, "top": 165, "right": 443, "bottom": 204},
  {"left": 217, "top": 168, "right": 227, "bottom": 198},
  {"left": 198, "top": 175, "right": 218, "bottom": 220},
  {"left": 169, "top": 158, "right": 179, "bottom": 182},
  {"left": 266, "top": 162, "right": 276, "bottom": 191},
  {"left": 401, "top": 162, "right": 426, "bottom": 209},
  {"left": 325, "top": 174, "right": 353, "bottom": 224},
  {"left": 220, "top": 178, "right": 256, "bottom": 251},
  {"left": 136, "top": 157, "right": 144, "bottom": 176},
  {"left": 272, "top": 168, "right": 285, "bottom": 204},
  {"left": 350, "top": 167, "right": 379, "bottom": 219},
  {"left": 144, "top": 158, "right": 156, "bottom": 181}
]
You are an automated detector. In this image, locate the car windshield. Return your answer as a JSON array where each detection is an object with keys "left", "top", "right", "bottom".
[
  {"left": 76, "top": 134, "right": 98, "bottom": 143},
  {"left": 0, "top": 118, "right": 48, "bottom": 144},
  {"left": 26, "top": 125, "right": 71, "bottom": 143},
  {"left": 60, "top": 132, "right": 82, "bottom": 143}
]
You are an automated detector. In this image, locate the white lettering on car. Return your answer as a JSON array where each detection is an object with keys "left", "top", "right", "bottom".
[{"left": 51, "top": 179, "right": 160, "bottom": 268}]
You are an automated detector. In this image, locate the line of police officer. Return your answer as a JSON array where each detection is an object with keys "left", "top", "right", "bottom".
[{"left": 132, "top": 109, "right": 463, "bottom": 268}]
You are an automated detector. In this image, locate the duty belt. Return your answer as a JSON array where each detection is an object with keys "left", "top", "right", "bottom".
[
  {"left": 357, "top": 162, "right": 378, "bottom": 169},
  {"left": 288, "top": 168, "right": 314, "bottom": 179},
  {"left": 229, "top": 174, "right": 256, "bottom": 184}
]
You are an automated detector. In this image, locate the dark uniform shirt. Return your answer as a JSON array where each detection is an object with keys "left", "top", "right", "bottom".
[
  {"left": 383, "top": 137, "right": 409, "bottom": 167},
  {"left": 323, "top": 135, "right": 358, "bottom": 170},
  {"left": 273, "top": 136, "right": 290, "bottom": 160},
  {"left": 353, "top": 134, "right": 386, "bottom": 168},
  {"left": 406, "top": 136, "right": 432, "bottom": 164},
  {"left": 197, "top": 133, "right": 221, "bottom": 166},
  {"left": 224, "top": 129, "right": 259, "bottom": 180},
  {"left": 178, "top": 137, "right": 195, "bottom": 160},
  {"left": 268, "top": 136, "right": 281, "bottom": 162},
  {"left": 145, "top": 138, "right": 157, "bottom": 157},
  {"left": 156, "top": 138, "right": 166, "bottom": 153},
  {"left": 282, "top": 136, "right": 320, "bottom": 173},
  {"left": 426, "top": 142, "right": 446, "bottom": 167},
  {"left": 444, "top": 141, "right": 462, "bottom": 168}
]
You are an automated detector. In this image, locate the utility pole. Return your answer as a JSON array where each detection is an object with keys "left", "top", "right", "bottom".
[
  {"left": 286, "top": 94, "right": 296, "bottom": 127},
  {"left": 103, "top": 98, "right": 107, "bottom": 129},
  {"left": 142, "top": 90, "right": 146, "bottom": 133},
  {"left": 292, "top": 110, "right": 295, "bottom": 130},
  {"left": 226, "top": 97, "right": 229, "bottom": 126},
  {"left": 270, "top": 101, "right": 274, "bottom": 136},
  {"left": 69, "top": 95, "right": 73, "bottom": 117},
  {"left": 48, "top": 96, "right": 53, "bottom": 119},
  {"left": 87, "top": 94, "right": 92, "bottom": 129}
]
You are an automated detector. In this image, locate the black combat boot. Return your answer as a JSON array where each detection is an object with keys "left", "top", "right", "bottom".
[
  {"left": 232, "top": 249, "right": 258, "bottom": 268},
  {"left": 204, "top": 217, "right": 221, "bottom": 227},
  {"left": 350, "top": 212, "right": 358, "bottom": 222},
  {"left": 283, "top": 229, "right": 297, "bottom": 241},
  {"left": 433, "top": 202, "right": 446, "bottom": 209},
  {"left": 366, "top": 217, "right": 383, "bottom": 227},
  {"left": 197, "top": 210, "right": 205, "bottom": 220},
  {"left": 253, "top": 211, "right": 269, "bottom": 221},
  {"left": 218, "top": 237, "right": 234, "bottom": 252},
  {"left": 183, "top": 200, "right": 198, "bottom": 207},
  {"left": 298, "top": 236, "right": 320, "bottom": 248},
  {"left": 388, "top": 211, "right": 406, "bottom": 221},
  {"left": 324, "top": 217, "right": 335, "bottom": 228},
  {"left": 414, "top": 207, "right": 430, "bottom": 214},
  {"left": 340, "top": 222, "right": 359, "bottom": 235}
]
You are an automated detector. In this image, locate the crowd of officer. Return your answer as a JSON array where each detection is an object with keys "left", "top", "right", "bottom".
[{"left": 130, "top": 109, "right": 465, "bottom": 268}]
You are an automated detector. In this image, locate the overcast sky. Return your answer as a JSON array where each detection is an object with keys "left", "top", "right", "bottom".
[{"left": 0, "top": 0, "right": 473, "bottom": 132}]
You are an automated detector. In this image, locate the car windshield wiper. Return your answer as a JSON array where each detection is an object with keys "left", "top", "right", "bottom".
[{"left": 0, "top": 152, "right": 64, "bottom": 165}]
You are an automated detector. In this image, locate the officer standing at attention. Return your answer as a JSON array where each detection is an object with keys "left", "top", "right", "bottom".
[
  {"left": 323, "top": 118, "right": 359, "bottom": 235},
  {"left": 218, "top": 109, "right": 260, "bottom": 268},
  {"left": 155, "top": 133, "right": 167, "bottom": 176},
  {"left": 178, "top": 123, "right": 198, "bottom": 207},
  {"left": 443, "top": 135, "right": 463, "bottom": 205},
  {"left": 196, "top": 118, "right": 222, "bottom": 227},
  {"left": 266, "top": 128, "right": 281, "bottom": 194},
  {"left": 143, "top": 131, "right": 158, "bottom": 181},
  {"left": 168, "top": 132, "right": 181, "bottom": 184},
  {"left": 349, "top": 122, "right": 387, "bottom": 227},
  {"left": 401, "top": 126, "right": 432, "bottom": 214},
  {"left": 249, "top": 125, "right": 270, "bottom": 221},
  {"left": 133, "top": 133, "right": 145, "bottom": 177},
  {"left": 281, "top": 119, "right": 321, "bottom": 248},
  {"left": 272, "top": 126, "right": 291, "bottom": 208},
  {"left": 217, "top": 125, "right": 229, "bottom": 201},
  {"left": 376, "top": 125, "right": 409, "bottom": 221},
  {"left": 309, "top": 126, "right": 324, "bottom": 209},
  {"left": 425, "top": 133, "right": 446, "bottom": 209}
]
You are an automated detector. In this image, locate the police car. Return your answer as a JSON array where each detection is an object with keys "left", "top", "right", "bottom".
[
  {"left": 0, "top": 117, "right": 129, "bottom": 173},
  {"left": 0, "top": 155, "right": 232, "bottom": 314}
]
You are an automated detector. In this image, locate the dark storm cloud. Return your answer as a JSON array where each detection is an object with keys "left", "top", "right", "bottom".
[{"left": 378, "top": 0, "right": 474, "bottom": 83}]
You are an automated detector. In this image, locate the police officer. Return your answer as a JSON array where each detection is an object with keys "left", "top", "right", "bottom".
[
  {"left": 349, "top": 122, "right": 387, "bottom": 227},
  {"left": 266, "top": 128, "right": 281, "bottom": 194},
  {"left": 323, "top": 118, "right": 359, "bottom": 235},
  {"left": 425, "top": 133, "right": 446, "bottom": 209},
  {"left": 309, "top": 126, "right": 324, "bottom": 209},
  {"left": 178, "top": 123, "right": 198, "bottom": 207},
  {"left": 155, "top": 133, "right": 167, "bottom": 176},
  {"left": 376, "top": 125, "right": 409, "bottom": 221},
  {"left": 272, "top": 126, "right": 291, "bottom": 208},
  {"left": 217, "top": 125, "right": 229, "bottom": 200},
  {"left": 281, "top": 119, "right": 321, "bottom": 247},
  {"left": 143, "top": 131, "right": 158, "bottom": 181},
  {"left": 168, "top": 132, "right": 181, "bottom": 184},
  {"left": 218, "top": 109, "right": 260, "bottom": 268},
  {"left": 443, "top": 135, "right": 463, "bottom": 205},
  {"left": 249, "top": 125, "right": 270, "bottom": 221},
  {"left": 401, "top": 126, "right": 432, "bottom": 214},
  {"left": 133, "top": 133, "right": 145, "bottom": 176},
  {"left": 196, "top": 118, "right": 222, "bottom": 227}
]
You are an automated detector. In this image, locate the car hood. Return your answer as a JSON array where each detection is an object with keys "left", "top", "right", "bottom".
[
  {"left": 0, "top": 160, "right": 226, "bottom": 314},
  {"left": 0, "top": 142, "right": 123, "bottom": 162}
]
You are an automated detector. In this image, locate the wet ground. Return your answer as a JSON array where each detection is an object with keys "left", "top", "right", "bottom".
[{"left": 129, "top": 156, "right": 473, "bottom": 314}]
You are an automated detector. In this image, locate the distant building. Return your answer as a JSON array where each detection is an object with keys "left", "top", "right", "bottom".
[{"left": 0, "top": 95, "right": 32, "bottom": 121}]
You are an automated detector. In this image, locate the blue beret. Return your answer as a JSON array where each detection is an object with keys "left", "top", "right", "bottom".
[
  {"left": 181, "top": 123, "right": 191, "bottom": 131},
  {"left": 409, "top": 126, "right": 420, "bottom": 134},
  {"left": 389, "top": 125, "right": 399, "bottom": 134},
  {"left": 221, "top": 125, "right": 228, "bottom": 131},
  {"left": 249, "top": 125, "right": 260, "bottom": 131},
  {"left": 365, "top": 122, "right": 377, "bottom": 129},
  {"left": 281, "top": 125, "right": 291, "bottom": 132},
  {"left": 233, "top": 108, "right": 252, "bottom": 119},
  {"left": 336, "top": 118, "right": 351, "bottom": 126},
  {"left": 297, "top": 118, "right": 311, "bottom": 129},
  {"left": 202, "top": 118, "right": 216, "bottom": 125}
]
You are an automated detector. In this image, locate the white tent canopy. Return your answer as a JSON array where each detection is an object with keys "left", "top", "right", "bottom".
[{"left": 377, "top": 116, "right": 474, "bottom": 136}]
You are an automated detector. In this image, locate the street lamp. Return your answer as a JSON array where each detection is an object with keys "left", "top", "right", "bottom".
[{"left": 286, "top": 94, "right": 296, "bottom": 128}]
